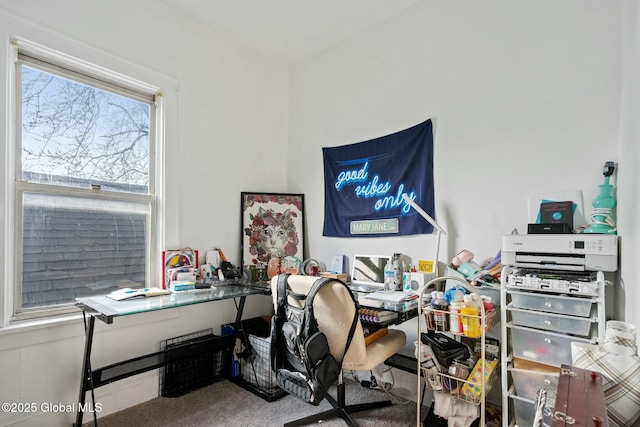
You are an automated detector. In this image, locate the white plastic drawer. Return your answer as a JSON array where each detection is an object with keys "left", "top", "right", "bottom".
[
  {"left": 511, "top": 394, "right": 535, "bottom": 427},
  {"left": 509, "top": 324, "right": 592, "bottom": 367},
  {"left": 508, "top": 304, "right": 596, "bottom": 337},
  {"left": 510, "top": 394, "right": 551, "bottom": 427},
  {"left": 509, "top": 290, "right": 594, "bottom": 317},
  {"left": 509, "top": 366, "right": 559, "bottom": 401}
]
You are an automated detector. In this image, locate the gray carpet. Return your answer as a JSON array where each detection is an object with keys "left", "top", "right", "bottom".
[{"left": 83, "top": 378, "right": 420, "bottom": 427}]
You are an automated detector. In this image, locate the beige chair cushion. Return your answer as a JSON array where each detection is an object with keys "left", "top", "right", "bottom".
[{"left": 271, "top": 275, "right": 406, "bottom": 372}]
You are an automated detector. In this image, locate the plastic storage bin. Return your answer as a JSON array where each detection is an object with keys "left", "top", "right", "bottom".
[
  {"left": 510, "top": 394, "right": 536, "bottom": 427},
  {"left": 508, "top": 305, "right": 595, "bottom": 337},
  {"left": 509, "top": 290, "right": 594, "bottom": 317},
  {"left": 509, "top": 358, "right": 559, "bottom": 401},
  {"left": 509, "top": 324, "right": 592, "bottom": 367},
  {"left": 511, "top": 393, "right": 553, "bottom": 427}
]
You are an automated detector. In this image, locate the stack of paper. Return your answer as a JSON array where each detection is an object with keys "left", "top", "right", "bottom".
[{"left": 362, "top": 290, "right": 418, "bottom": 303}]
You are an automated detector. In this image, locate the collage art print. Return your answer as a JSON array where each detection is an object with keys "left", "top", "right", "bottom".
[{"left": 241, "top": 193, "right": 305, "bottom": 277}]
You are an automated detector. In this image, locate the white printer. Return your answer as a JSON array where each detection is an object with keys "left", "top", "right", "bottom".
[{"left": 501, "top": 234, "right": 618, "bottom": 272}]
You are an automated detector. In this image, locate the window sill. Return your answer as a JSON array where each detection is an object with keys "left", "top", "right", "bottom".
[
  {"left": 0, "top": 312, "right": 83, "bottom": 336},
  {"left": 0, "top": 307, "right": 180, "bottom": 352}
]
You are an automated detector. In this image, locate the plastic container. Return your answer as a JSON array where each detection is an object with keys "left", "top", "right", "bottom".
[
  {"left": 449, "top": 301, "right": 462, "bottom": 334},
  {"left": 392, "top": 253, "right": 403, "bottom": 291},
  {"left": 425, "top": 291, "right": 438, "bottom": 330},
  {"left": 481, "top": 295, "right": 494, "bottom": 314},
  {"left": 461, "top": 294, "right": 481, "bottom": 338},
  {"left": 510, "top": 394, "right": 536, "bottom": 427},
  {"left": 509, "top": 290, "right": 594, "bottom": 317},
  {"left": 509, "top": 305, "right": 596, "bottom": 337},
  {"left": 509, "top": 324, "right": 592, "bottom": 367},
  {"left": 433, "top": 291, "right": 449, "bottom": 332},
  {"left": 480, "top": 295, "right": 496, "bottom": 330},
  {"left": 384, "top": 260, "right": 394, "bottom": 291},
  {"left": 509, "top": 358, "right": 560, "bottom": 401}
]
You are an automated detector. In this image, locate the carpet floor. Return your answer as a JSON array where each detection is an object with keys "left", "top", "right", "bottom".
[{"left": 83, "top": 378, "right": 420, "bottom": 427}]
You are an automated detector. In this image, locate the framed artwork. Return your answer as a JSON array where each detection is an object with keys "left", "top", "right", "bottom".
[{"left": 241, "top": 192, "right": 305, "bottom": 278}]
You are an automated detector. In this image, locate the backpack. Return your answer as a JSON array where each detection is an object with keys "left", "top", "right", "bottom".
[{"left": 270, "top": 274, "right": 359, "bottom": 405}]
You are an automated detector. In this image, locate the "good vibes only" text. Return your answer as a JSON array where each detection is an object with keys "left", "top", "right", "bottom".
[{"left": 334, "top": 161, "right": 415, "bottom": 214}]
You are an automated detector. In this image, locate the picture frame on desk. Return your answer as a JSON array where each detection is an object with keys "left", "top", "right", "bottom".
[
  {"left": 162, "top": 248, "right": 198, "bottom": 289},
  {"left": 240, "top": 192, "right": 305, "bottom": 278}
]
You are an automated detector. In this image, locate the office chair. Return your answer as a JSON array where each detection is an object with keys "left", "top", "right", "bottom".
[{"left": 271, "top": 274, "right": 407, "bottom": 427}]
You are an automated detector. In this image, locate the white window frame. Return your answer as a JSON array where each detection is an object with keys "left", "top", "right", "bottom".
[{"left": 6, "top": 38, "right": 163, "bottom": 323}]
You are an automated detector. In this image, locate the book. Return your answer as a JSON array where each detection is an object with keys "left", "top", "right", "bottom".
[{"left": 106, "top": 287, "right": 171, "bottom": 301}]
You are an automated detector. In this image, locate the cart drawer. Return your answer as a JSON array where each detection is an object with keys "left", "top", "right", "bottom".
[
  {"left": 509, "top": 324, "right": 592, "bottom": 367},
  {"left": 509, "top": 290, "right": 594, "bottom": 317},
  {"left": 508, "top": 304, "right": 595, "bottom": 337},
  {"left": 509, "top": 358, "right": 560, "bottom": 401}
]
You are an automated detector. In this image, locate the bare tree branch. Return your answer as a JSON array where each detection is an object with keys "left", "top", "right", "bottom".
[{"left": 21, "top": 65, "right": 150, "bottom": 187}]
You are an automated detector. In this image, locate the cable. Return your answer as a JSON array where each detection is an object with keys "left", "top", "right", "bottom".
[
  {"left": 344, "top": 369, "right": 412, "bottom": 404},
  {"left": 375, "top": 368, "right": 412, "bottom": 405},
  {"left": 370, "top": 367, "right": 413, "bottom": 404},
  {"left": 590, "top": 207, "right": 617, "bottom": 231}
]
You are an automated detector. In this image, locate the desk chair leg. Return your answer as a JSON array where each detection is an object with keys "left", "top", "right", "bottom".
[{"left": 283, "top": 374, "right": 393, "bottom": 427}]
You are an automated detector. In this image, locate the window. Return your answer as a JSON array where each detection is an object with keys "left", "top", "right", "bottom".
[{"left": 11, "top": 40, "right": 160, "bottom": 320}]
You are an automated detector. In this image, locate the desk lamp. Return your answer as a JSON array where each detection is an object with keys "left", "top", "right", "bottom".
[
  {"left": 583, "top": 161, "right": 617, "bottom": 235},
  {"left": 402, "top": 194, "right": 447, "bottom": 278}
]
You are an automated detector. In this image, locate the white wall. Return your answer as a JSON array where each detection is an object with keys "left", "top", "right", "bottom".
[
  {"left": 0, "top": 0, "right": 635, "bottom": 424},
  {"left": 289, "top": 0, "right": 621, "bottom": 268},
  {"left": 287, "top": 0, "right": 627, "bottom": 396},
  {"left": 620, "top": 0, "right": 640, "bottom": 328},
  {"left": 0, "top": 1, "right": 286, "bottom": 425}
]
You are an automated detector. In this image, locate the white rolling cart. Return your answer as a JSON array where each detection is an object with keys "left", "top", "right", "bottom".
[{"left": 416, "top": 276, "right": 498, "bottom": 427}]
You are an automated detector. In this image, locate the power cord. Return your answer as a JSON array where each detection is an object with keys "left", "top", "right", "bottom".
[
  {"left": 590, "top": 208, "right": 616, "bottom": 231},
  {"left": 345, "top": 368, "right": 412, "bottom": 405}
]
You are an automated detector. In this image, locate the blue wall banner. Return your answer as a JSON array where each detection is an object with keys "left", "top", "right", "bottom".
[{"left": 322, "top": 118, "right": 435, "bottom": 238}]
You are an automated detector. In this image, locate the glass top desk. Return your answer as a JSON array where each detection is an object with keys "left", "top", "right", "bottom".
[
  {"left": 74, "top": 283, "right": 271, "bottom": 427},
  {"left": 76, "top": 284, "right": 270, "bottom": 324}
]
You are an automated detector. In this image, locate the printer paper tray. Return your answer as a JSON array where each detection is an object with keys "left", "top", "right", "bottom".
[{"left": 513, "top": 254, "right": 585, "bottom": 271}]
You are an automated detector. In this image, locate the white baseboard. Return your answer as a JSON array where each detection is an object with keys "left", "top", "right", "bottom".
[{"left": 92, "top": 370, "right": 160, "bottom": 418}]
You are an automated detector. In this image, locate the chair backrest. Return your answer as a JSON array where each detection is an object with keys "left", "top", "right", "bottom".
[{"left": 271, "top": 274, "right": 367, "bottom": 365}]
